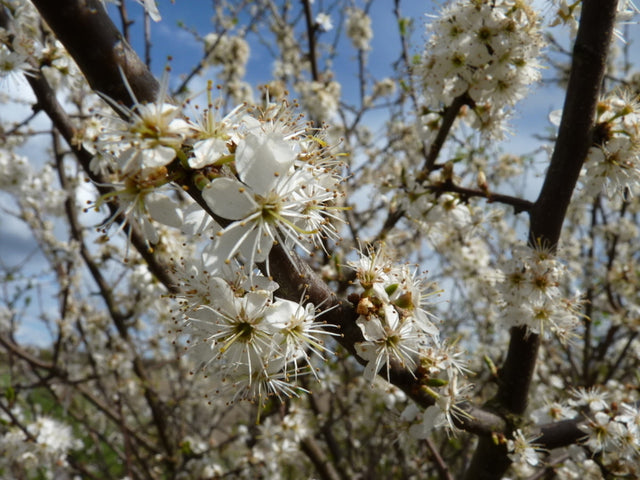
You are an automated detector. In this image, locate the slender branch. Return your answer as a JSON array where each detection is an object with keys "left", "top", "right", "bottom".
[
  {"left": 0, "top": 334, "right": 159, "bottom": 454},
  {"left": 424, "top": 437, "right": 455, "bottom": 480},
  {"left": 171, "top": 0, "right": 258, "bottom": 96},
  {"left": 302, "top": 0, "right": 320, "bottom": 82},
  {"left": 117, "top": 0, "right": 132, "bottom": 43},
  {"left": 300, "top": 436, "right": 342, "bottom": 480},
  {"left": 143, "top": 7, "right": 151, "bottom": 68},
  {"left": 0, "top": 400, "right": 38, "bottom": 441},
  {"left": 377, "top": 92, "right": 477, "bottom": 239},
  {"left": 421, "top": 92, "right": 473, "bottom": 176},
  {"left": 427, "top": 180, "right": 534, "bottom": 214},
  {"left": 376, "top": 179, "right": 532, "bottom": 242}
]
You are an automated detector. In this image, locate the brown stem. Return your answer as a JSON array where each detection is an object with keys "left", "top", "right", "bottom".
[
  {"left": 425, "top": 437, "right": 455, "bottom": 480},
  {"left": 421, "top": 92, "right": 473, "bottom": 176},
  {"left": 117, "top": 0, "right": 132, "bottom": 42},
  {"left": 302, "top": 0, "right": 319, "bottom": 82},
  {"left": 0, "top": 334, "right": 159, "bottom": 454},
  {"left": 300, "top": 437, "right": 342, "bottom": 480},
  {"left": 536, "top": 417, "right": 586, "bottom": 450},
  {"left": 427, "top": 180, "right": 534, "bottom": 214}
]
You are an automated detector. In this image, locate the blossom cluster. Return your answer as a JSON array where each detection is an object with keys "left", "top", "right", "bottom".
[
  {"left": 495, "top": 244, "right": 581, "bottom": 341},
  {"left": 349, "top": 245, "right": 471, "bottom": 434},
  {"left": 419, "top": 0, "right": 544, "bottom": 137},
  {"left": 86, "top": 81, "right": 346, "bottom": 404},
  {"left": 295, "top": 79, "right": 341, "bottom": 121},
  {"left": 548, "top": 0, "right": 640, "bottom": 39},
  {"left": 203, "top": 32, "right": 251, "bottom": 101},
  {"left": 506, "top": 428, "right": 544, "bottom": 477},
  {"left": 0, "top": 410, "right": 81, "bottom": 478},
  {"left": 4, "top": 0, "right": 640, "bottom": 477},
  {"left": 346, "top": 8, "right": 373, "bottom": 51},
  {"left": 174, "top": 254, "right": 336, "bottom": 404},
  {"left": 89, "top": 81, "right": 344, "bottom": 265},
  {"left": 349, "top": 245, "right": 440, "bottom": 380},
  {"left": 570, "top": 387, "right": 640, "bottom": 477},
  {"left": 580, "top": 90, "right": 640, "bottom": 200}
]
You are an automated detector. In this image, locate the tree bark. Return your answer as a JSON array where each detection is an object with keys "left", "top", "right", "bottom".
[{"left": 464, "top": 1, "right": 618, "bottom": 478}]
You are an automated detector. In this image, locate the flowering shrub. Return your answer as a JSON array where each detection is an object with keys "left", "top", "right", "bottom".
[{"left": 1, "top": 0, "right": 640, "bottom": 478}]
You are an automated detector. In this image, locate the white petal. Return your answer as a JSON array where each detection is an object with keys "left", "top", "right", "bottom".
[
  {"left": 189, "top": 138, "right": 227, "bottom": 168},
  {"left": 181, "top": 203, "right": 219, "bottom": 237},
  {"left": 213, "top": 223, "right": 273, "bottom": 264},
  {"left": 118, "top": 147, "right": 142, "bottom": 175},
  {"left": 202, "top": 177, "right": 256, "bottom": 220},
  {"left": 142, "top": 145, "right": 176, "bottom": 169},
  {"left": 243, "top": 291, "right": 272, "bottom": 315},
  {"left": 146, "top": 194, "right": 183, "bottom": 228},
  {"left": 137, "top": 0, "right": 161, "bottom": 21},
  {"left": 549, "top": 109, "right": 562, "bottom": 126},
  {"left": 237, "top": 226, "right": 273, "bottom": 263},
  {"left": 140, "top": 215, "right": 159, "bottom": 245},
  {"left": 235, "top": 132, "right": 296, "bottom": 196},
  {"left": 356, "top": 316, "right": 386, "bottom": 341}
]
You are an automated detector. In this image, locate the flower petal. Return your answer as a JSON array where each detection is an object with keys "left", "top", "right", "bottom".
[
  {"left": 147, "top": 193, "right": 183, "bottom": 228},
  {"left": 235, "top": 132, "right": 296, "bottom": 196},
  {"left": 203, "top": 177, "right": 256, "bottom": 220}
]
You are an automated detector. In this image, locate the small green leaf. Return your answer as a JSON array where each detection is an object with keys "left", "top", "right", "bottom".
[
  {"left": 385, "top": 283, "right": 399, "bottom": 296},
  {"left": 425, "top": 377, "right": 448, "bottom": 387}
]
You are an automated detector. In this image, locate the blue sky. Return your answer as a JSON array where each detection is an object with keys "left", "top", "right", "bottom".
[{"left": 116, "top": 1, "right": 438, "bottom": 97}]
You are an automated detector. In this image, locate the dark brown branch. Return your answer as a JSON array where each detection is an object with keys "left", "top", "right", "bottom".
[
  {"left": 143, "top": 8, "right": 152, "bottom": 68},
  {"left": 528, "top": 3, "right": 616, "bottom": 248},
  {"left": 536, "top": 418, "right": 586, "bottom": 451},
  {"left": 376, "top": 179, "right": 532, "bottom": 242},
  {"left": 302, "top": 0, "right": 320, "bottom": 82},
  {"left": 425, "top": 437, "right": 455, "bottom": 480},
  {"left": 30, "top": 0, "right": 159, "bottom": 105},
  {"left": 377, "top": 92, "right": 476, "bottom": 239},
  {"left": 427, "top": 180, "right": 534, "bottom": 214},
  {"left": 465, "top": 1, "right": 618, "bottom": 479},
  {"left": 421, "top": 92, "right": 473, "bottom": 176}
]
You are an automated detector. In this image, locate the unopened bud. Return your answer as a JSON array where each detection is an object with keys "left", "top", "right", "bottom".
[{"left": 477, "top": 170, "right": 488, "bottom": 191}]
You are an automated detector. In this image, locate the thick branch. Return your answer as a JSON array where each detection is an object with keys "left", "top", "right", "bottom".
[
  {"left": 30, "top": 0, "right": 158, "bottom": 104},
  {"left": 529, "top": 5, "right": 616, "bottom": 247},
  {"left": 465, "top": 2, "right": 618, "bottom": 479}
]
